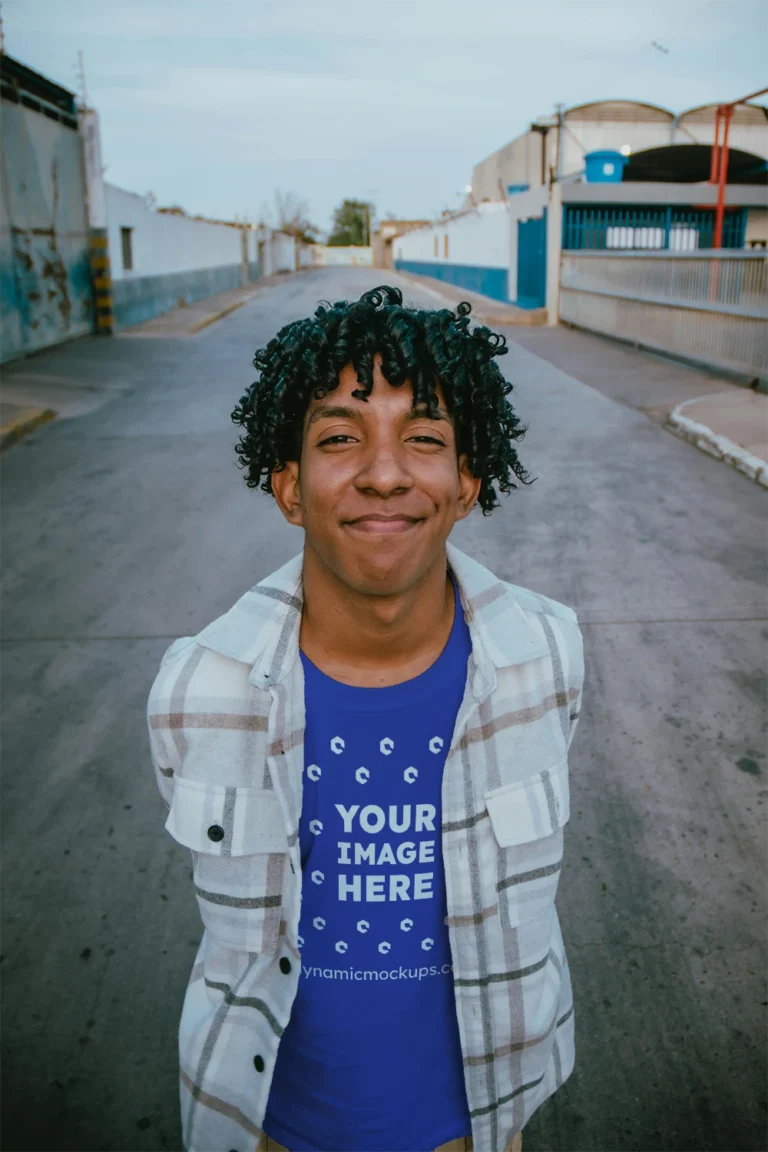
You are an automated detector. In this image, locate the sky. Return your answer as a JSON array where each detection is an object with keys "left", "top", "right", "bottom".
[{"left": 4, "top": 0, "right": 767, "bottom": 237}]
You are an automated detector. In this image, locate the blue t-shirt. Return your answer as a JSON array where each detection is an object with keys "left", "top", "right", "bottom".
[{"left": 264, "top": 576, "right": 473, "bottom": 1152}]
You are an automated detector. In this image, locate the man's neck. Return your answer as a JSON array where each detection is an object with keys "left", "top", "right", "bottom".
[{"left": 298, "top": 545, "right": 455, "bottom": 688}]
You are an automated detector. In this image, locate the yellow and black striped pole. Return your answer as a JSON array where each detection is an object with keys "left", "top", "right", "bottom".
[{"left": 89, "top": 228, "right": 113, "bottom": 334}]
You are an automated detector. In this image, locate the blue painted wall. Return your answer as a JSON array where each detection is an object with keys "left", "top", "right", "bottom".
[
  {"left": 394, "top": 260, "right": 508, "bottom": 303},
  {"left": 112, "top": 262, "right": 258, "bottom": 330}
]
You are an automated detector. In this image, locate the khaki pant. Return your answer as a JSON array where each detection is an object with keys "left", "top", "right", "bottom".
[{"left": 258, "top": 1131, "right": 523, "bottom": 1152}]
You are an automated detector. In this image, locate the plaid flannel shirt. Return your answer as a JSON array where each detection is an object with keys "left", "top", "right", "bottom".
[{"left": 147, "top": 542, "right": 584, "bottom": 1152}]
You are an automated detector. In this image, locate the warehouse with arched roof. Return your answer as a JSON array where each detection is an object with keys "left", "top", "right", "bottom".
[{"left": 469, "top": 97, "right": 768, "bottom": 202}]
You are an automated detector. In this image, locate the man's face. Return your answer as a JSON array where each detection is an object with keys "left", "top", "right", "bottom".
[{"left": 272, "top": 357, "right": 480, "bottom": 596}]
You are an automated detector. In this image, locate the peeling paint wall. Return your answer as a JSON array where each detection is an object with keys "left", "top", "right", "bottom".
[{"left": 0, "top": 97, "right": 92, "bottom": 363}]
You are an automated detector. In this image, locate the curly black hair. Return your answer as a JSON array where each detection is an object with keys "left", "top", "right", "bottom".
[{"left": 231, "top": 284, "right": 535, "bottom": 514}]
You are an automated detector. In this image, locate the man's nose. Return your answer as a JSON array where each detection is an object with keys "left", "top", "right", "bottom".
[{"left": 354, "top": 441, "right": 414, "bottom": 496}]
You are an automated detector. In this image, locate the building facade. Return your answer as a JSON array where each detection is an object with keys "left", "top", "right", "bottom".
[{"left": 470, "top": 100, "right": 768, "bottom": 202}]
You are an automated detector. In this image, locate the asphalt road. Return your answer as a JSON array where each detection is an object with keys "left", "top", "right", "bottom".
[{"left": 1, "top": 268, "right": 766, "bottom": 1152}]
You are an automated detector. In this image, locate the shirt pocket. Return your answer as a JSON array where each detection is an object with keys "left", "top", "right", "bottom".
[
  {"left": 165, "top": 776, "right": 289, "bottom": 954},
  {"left": 483, "top": 757, "right": 570, "bottom": 931}
]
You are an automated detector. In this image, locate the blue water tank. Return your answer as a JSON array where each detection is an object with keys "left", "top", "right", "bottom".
[{"left": 584, "top": 150, "right": 628, "bottom": 183}]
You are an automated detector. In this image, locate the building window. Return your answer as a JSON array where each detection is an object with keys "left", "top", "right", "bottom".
[
  {"left": 444, "top": 234, "right": 449, "bottom": 259},
  {"left": 121, "top": 227, "right": 133, "bottom": 271},
  {"left": 434, "top": 235, "right": 438, "bottom": 257}
]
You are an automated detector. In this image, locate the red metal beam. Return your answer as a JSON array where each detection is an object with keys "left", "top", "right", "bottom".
[
  {"left": 713, "top": 105, "right": 733, "bottom": 248},
  {"left": 709, "top": 105, "right": 721, "bottom": 184},
  {"left": 723, "top": 85, "right": 768, "bottom": 107},
  {"left": 711, "top": 85, "right": 768, "bottom": 248}
]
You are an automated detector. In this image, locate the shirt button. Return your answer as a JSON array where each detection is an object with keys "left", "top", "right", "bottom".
[
  {"left": 279, "top": 957, "right": 291, "bottom": 975},
  {"left": 207, "top": 824, "right": 224, "bottom": 842},
  {"left": 253, "top": 1054, "right": 265, "bottom": 1073}
]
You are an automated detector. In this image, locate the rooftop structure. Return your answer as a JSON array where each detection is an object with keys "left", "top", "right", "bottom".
[{"left": 469, "top": 98, "right": 768, "bottom": 203}]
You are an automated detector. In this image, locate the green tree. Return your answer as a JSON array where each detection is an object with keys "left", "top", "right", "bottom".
[{"left": 327, "top": 198, "right": 375, "bottom": 247}]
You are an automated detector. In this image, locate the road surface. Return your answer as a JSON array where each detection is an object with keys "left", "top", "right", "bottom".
[{"left": 2, "top": 268, "right": 766, "bottom": 1151}]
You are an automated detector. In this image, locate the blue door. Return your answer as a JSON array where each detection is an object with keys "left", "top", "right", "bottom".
[{"left": 517, "top": 209, "right": 547, "bottom": 309}]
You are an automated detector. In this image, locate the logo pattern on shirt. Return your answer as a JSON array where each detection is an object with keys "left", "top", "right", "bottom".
[{"left": 302, "top": 733, "right": 445, "bottom": 958}]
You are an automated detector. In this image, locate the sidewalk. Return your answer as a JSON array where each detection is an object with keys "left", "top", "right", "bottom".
[
  {"left": 118, "top": 273, "right": 296, "bottom": 338},
  {"left": 666, "top": 389, "right": 768, "bottom": 487},
  {"left": 510, "top": 325, "right": 768, "bottom": 488},
  {"left": 0, "top": 272, "right": 306, "bottom": 450}
]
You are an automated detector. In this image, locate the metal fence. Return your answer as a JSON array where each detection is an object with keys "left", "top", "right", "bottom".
[
  {"left": 562, "top": 205, "right": 747, "bottom": 251},
  {"left": 559, "top": 250, "right": 768, "bottom": 378}
]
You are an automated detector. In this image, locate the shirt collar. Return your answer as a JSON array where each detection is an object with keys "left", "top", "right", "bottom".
[
  {"left": 446, "top": 542, "right": 550, "bottom": 699},
  {"left": 194, "top": 542, "right": 549, "bottom": 696}
]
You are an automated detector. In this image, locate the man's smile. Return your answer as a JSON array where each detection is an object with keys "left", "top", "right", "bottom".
[{"left": 343, "top": 513, "right": 424, "bottom": 535}]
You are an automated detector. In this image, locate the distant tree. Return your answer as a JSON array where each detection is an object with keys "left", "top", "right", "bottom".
[
  {"left": 269, "top": 189, "right": 320, "bottom": 245},
  {"left": 327, "top": 199, "right": 375, "bottom": 247}
]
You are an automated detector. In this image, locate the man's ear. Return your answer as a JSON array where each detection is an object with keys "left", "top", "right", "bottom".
[
  {"left": 271, "top": 460, "right": 303, "bottom": 526},
  {"left": 455, "top": 454, "right": 481, "bottom": 521}
]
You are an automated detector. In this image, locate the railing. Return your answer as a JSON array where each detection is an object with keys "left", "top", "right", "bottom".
[
  {"left": 559, "top": 250, "right": 768, "bottom": 379},
  {"left": 562, "top": 206, "right": 747, "bottom": 251}
]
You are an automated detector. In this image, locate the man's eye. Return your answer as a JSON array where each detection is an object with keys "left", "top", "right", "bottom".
[
  {"left": 409, "top": 436, "right": 445, "bottom": 445},
  {"left": 317, "top": 434, "right": 354, "bottom": 446}
]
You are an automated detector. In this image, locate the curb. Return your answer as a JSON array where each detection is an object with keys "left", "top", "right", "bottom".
[
  {"left": 188, "top": 298, "right": 249, "bottom": 334},
  {"left": 0, "top": 406, "right": 56, "bottom": 452},
  {"left": 665, "top": 406, "right": 768, "bottom": 489}
]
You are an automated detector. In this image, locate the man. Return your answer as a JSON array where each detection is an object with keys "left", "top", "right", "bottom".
[{"left": 148, "top": 285, "right": 584, "bottom": 1152}]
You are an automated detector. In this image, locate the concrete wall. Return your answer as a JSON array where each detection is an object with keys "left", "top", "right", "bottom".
[
  {"left": 106, "top": 184, "right": 247, "bottom": 279},
  {"left": 111, "top": 265, "right": 251, "bottom": 329},
  {"left": 1, "top": 95, "right": 92, "bottom": 361},
  {"left": 394, "top": 203, "right": 511, "bottom": 301},
  {"left": 312, "top": 245, "right": 373, "bottom": 266},
  {"left": 104, "top": 183, "right": 257, "bottom": 329},
  {"left": 257, "top": 231, "right": 316, "bottom": 275},
  {"left": 559, "top": 250, "right": 768, "bottom": 378},
  {"left": 260, "top": 230, "right": 296, "bottom": 275},
  {"left": 298, "top": 243, "right": 315, "bottom": 269},
  {"left": 472, "top": 133, "right": 549, "bottom": 201}
]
